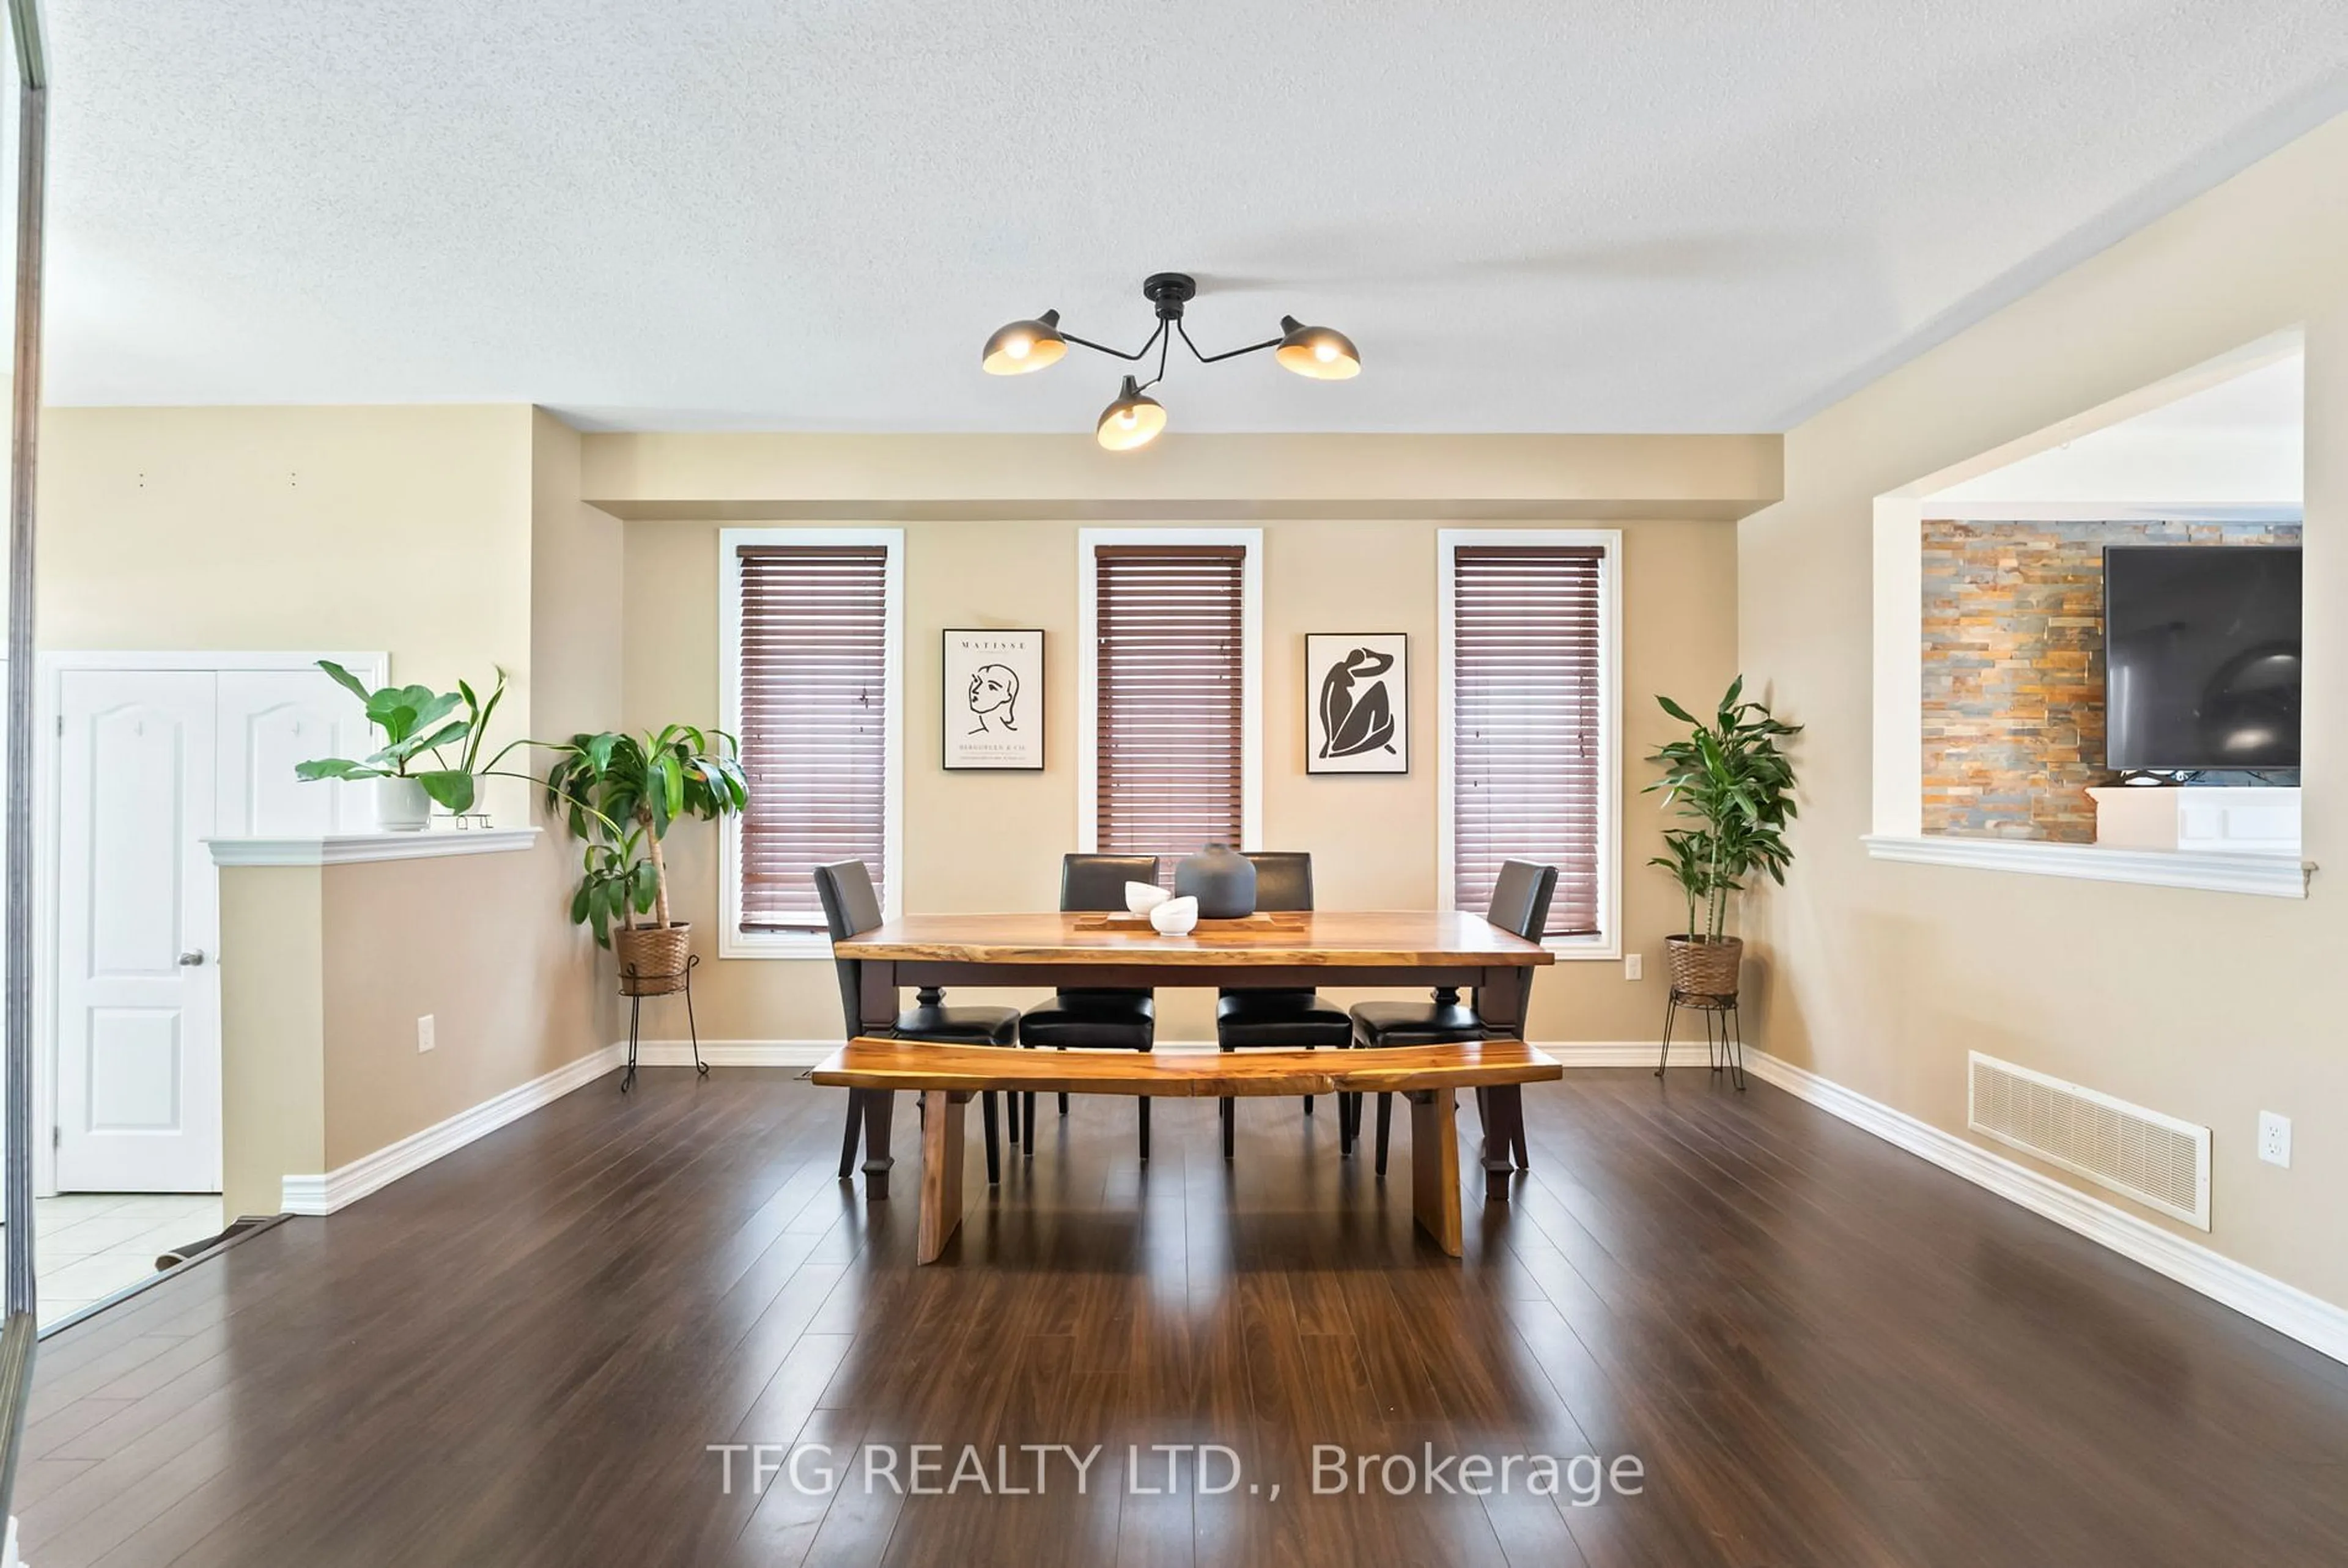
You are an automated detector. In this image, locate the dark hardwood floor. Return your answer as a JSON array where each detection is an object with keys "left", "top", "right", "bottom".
[{"left": 17, "top": 1065, "right": 2348, "bottom": 1567}]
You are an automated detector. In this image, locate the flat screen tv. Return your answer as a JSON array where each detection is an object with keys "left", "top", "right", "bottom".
[{"left": 2103, "top": 544, "right": 2300, "bottom": 771}]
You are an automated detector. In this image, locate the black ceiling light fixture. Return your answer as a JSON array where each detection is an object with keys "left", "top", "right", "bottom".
[{"left": 983, "top": 272, "right": 1360, "bottom": 451}]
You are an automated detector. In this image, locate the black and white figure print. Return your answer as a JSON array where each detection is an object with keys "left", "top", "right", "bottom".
[
  {"left": 942, "top": 629, "right": 1045, "bottom": 770},
  {"left": 1307, "top": 633, "right": 1408, "bottom": 774}
]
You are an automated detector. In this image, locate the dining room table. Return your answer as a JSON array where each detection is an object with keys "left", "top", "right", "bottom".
[{"left": 829, "top": 907, "right": 1554, "bottom": 1202}]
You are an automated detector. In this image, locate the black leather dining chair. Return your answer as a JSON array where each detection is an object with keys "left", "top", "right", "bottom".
[
  {"left": 1018, "top": 854, "right": 1157, "bottom": 1159},
  {"left": 1212, "top": 852, "right": 1352, "bottom": 1160},
  {"left": 1348, "top": 858, "right": 1558, "bottom": 1176},
  {"left": 816, "top": 860, "right": 1017, "bottom": 1186}
]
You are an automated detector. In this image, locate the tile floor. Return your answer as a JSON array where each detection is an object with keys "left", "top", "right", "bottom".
[{"left": 27, "top": 1193, "right": 224, "bottom": 1327}]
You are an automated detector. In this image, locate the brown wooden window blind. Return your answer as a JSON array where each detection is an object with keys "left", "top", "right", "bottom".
[
  {"left": 1092, "top": 544, "right": 1246, "bottom": 877},
  {"left": 1450, "top": 543, "right": 1606, "bottom": 937},
  {"left": 736, "top": 542, "right": 890, "bottom": 930}
]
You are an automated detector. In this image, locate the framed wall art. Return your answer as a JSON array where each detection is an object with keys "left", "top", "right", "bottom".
[
  {"left": 1306, "top": 633, "right": 1407, "bottom": 775},
  {"left": 942, "top": 628, "right": 1044, "bottom": 770}
]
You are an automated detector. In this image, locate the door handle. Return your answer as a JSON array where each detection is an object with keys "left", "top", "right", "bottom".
[{"left": 177, "top": 951, "right": 207, "bottom": 966}]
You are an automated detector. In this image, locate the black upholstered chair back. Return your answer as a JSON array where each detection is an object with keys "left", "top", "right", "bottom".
[
  {"left": 1244, "top": 852, "right": 1314, "bottom": 913},
  {"left": 1485, "top": 859, "right": 1559, "bottom": 943},
  {"left": 1060, "top": 853, "right": 1157, "bottom": 913},
  {"left": 814, "top": 861, "right": 884, "bottom": 1038}
]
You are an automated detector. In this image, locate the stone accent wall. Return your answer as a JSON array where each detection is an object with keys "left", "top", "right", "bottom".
[{"left": 1921, "top": 519, "right": 2300, "bottom": 841}]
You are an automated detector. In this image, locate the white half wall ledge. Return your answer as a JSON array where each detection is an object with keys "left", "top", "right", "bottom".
[
  {"left": 1861, "top": 833, "right": 2312, "bottom": 899},
  {"left": 209, "top": 826, "right": 541, "bottom": 867}
]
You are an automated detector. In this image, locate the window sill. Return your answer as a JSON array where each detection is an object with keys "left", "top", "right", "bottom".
[
  {"left": 1545, "top": 934, "right": 1622, "bottom": 961},
  {"left": 1861, "top": 833, "right": 2313, "bottom": 899},
  {"left": 720, "top": 929, "right": 832, "bottom": 959}
]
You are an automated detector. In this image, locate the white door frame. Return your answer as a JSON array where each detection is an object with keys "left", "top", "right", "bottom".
[{"left": 33, "top": 650, "right": 387, "bottom": 1196}]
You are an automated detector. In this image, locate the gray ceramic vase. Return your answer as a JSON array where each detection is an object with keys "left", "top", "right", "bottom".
[{"left": 1175, "top": 843, "right": 1256, "bottom": 919}]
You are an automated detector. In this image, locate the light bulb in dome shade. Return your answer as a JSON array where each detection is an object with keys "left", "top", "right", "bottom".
[
  {"left": 983, "top": 309, "right": 1067, "bottom": 375},
  {"left": 1096, "top": 377, "right": 1166, "bottom": 451},
  {"left": 1274, "top": 315, "right": 1361, "bottom": 380}
]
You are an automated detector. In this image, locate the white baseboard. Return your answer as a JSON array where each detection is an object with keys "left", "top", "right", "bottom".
[
  {"left": 1743, "top": 1048, "right": 2348, "bottom": 1367},
  {"left": 281, "top": 1042, "right": 627, "bottom": 1215},
  {"left": 627, "top": 1039, "right": 834, "bottom": 1067},
  {"left": 1546, "top": 1041, "right": 1718, "bottom": 1068}
]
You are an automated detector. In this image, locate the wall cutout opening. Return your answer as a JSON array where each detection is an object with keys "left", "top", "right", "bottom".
[{"left": 1867, "top": 333, "right": 2311, "bottom": 896}]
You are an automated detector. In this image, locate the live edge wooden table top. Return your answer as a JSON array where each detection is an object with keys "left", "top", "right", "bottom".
[
  {"left": 833, "top": 910, "right": 1553, "bottom": 1207},
  {"left": 834, "top": 908, "right": 1554, "bottom": 979}
]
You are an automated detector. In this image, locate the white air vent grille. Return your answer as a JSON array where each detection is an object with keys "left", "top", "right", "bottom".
[{"left": 1968, "top": 1053, "right": 2210, "bottom": 1229}]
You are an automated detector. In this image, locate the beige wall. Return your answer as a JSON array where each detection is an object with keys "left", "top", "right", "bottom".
[
  {"left": 50, "top": 408, "right": 1754, "bottom": 1196},
  {"left": 582, "top": 432, "right": 1781, "bottom": 521},
  {"left": 1740, "top": 112, "right": 2348, "bottom": 1305},
  {"left": 317, "top": 846, "right": 600, "bottom": 1167},
  {"left": 42, "top": 403, "right": 534, "bottom": 702},
  {"left": 47, "top": 402, "right": 621, "bottom": 1202},
  {"left": 622, "top": 513, "right": 1739, "bottom": 1043},
  {"left": 217, "top": 867, "right": 327, "bottom": 1216}
]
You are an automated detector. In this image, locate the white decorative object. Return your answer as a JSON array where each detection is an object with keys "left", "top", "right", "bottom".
[
  {"left": 1147, "top": 895, "right": 1198, "bottom": 935},
  {"left": 1124, "top": 881, "right": 1171, "bottom": 915},
  {"left": 374, "top": 776, "right": 432, "bottom": 831},
  {"left": 2087, "top": 786, "right": 2300, "bottom": 856}
]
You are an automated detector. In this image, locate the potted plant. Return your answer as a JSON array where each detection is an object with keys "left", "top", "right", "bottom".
[
  {"left": 542, "top": 726, "right": 749, "bottom": 990},
  {"left": 295, "top": 662, "right": 516, "bottom": 829},
  {"left": 1644, "top": 677, "right": 1800, "bottom": 1000}
]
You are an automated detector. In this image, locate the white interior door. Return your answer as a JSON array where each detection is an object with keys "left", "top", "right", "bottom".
[
  {"left": 54, "top": 671, "right": 222, "bottom": 1193},
  {"left": 215, "top": 670, "right": 373, "bottom": 836}
]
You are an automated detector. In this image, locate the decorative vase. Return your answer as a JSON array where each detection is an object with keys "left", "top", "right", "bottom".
[
  {"left": 1148, "top": 897, "right": 1199, "bottom": 936},
  {"left": 374, "top": 776, "right": 432, "bottom": 832},
  {"left": 615, "top": 922, "right": 693, "bottom": 996},
  {"left": 1664, "top": 935, "right": 1742, "bottom": 1000},
  {"left": 1175, "top": 843, "right": 1256, "bottom": 919}
]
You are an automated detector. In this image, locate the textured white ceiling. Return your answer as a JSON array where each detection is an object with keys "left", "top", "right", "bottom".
[{"left": 36, "top": 1, "right": 2348, "bottom": 432}]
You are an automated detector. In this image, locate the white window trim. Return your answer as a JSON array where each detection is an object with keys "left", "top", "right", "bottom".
[
  {"left": 1436, "top": 528, "right": 1622, "bottom": 960},
  {"left": 717, "top": 527, "right": 904, "bottom": 959},
  {"left": 1075, "top": 527, "right": 1263, "bottom": 855}
]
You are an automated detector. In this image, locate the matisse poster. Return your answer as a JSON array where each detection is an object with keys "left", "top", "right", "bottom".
[{"left": 942, "top": 629, "right": 1044, "bottom": 770}]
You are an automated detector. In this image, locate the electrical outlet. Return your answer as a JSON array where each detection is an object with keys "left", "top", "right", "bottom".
[
  {"left": 2258, "top": 1111, "right": 2291, "bottom": 1168},
  {"left": 1624, "top": 953, "right": 1643, "bottom": 981},
  {"left": 417, "top": 1014, "right": 437, "bottom": 1054}
]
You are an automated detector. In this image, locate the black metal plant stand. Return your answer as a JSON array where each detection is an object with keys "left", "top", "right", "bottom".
[
  {"left": 1656, "top": 988, "right": 1744, "bottom": 1091},
  {"left": 620, "top": 953, "right": 705, "bottom": 1094}
]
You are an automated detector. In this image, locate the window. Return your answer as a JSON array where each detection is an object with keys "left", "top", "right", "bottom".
[
  {"left": 1439, "top": 529, "right": 1620, "bottom": 955},
  {"left": 1077, "top": 529, "right": 1261, "bottom": 875},
  {"left": 719, "top": 528, "right": 903, "bottom": 955}
]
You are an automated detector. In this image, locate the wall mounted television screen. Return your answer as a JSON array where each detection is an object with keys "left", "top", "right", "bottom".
[{"left": 2103, "top": 544, "right": 2300, "bottom": 771}]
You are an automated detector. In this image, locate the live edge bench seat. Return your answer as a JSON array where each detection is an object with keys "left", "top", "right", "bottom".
[{"left": 810, "top": 1038, "right": 1563, "bottom": 1262}]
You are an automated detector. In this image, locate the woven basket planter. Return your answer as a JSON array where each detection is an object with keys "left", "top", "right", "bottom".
[
  {"left": 1664, "top": 935, "right": 1743, "bottom": 1002},
  {"left": 615, "top": 922, "right": 693, "bottom": 997}
]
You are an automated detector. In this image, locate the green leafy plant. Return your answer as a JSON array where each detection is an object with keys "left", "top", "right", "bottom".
[
  {"left": 542, "top": 726, "right": 750, "bottom": 947},
  {"left": 1644, "top": 677, "right": 1801, "bottom": 942},
  {"left": 295, "top": 661, "right": 521, "bottom": 814}
]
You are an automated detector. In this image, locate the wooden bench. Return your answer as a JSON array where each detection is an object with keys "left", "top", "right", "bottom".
[{"left": 810, "top": 1038, "right": 1564, "bottom": 1263}]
